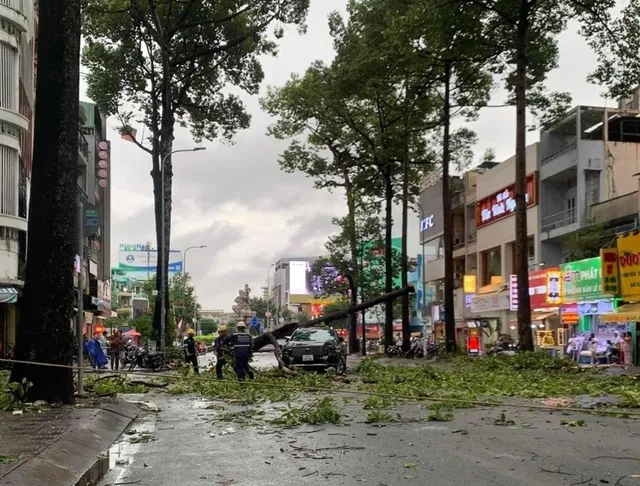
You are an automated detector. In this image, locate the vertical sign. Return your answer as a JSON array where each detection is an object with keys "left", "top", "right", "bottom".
[
  {"left": 509, "top": 274, "right": 518, "bottom": 311},
  {"left": 546, "top": 270, "right": 561, "bottom": 305},
  {"left": 600, "top": 248, "right": 619, "bottom": 295}
]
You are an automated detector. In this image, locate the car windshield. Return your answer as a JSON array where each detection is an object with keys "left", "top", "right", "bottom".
[{"left": 291, "top": 329, "right": 335, "bottom": 343}]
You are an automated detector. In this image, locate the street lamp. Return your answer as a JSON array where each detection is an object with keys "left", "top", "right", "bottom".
[
  {"left": 159, "top": 147, "right": 206, "bottom": 352},
  {"left": 183, "top": 245, "right": 207, "bottom": 276},
  {"left": 266, "top": 263, "right": 275, "bottom": 330}
]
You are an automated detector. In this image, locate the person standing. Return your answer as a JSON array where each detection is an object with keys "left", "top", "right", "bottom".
[
  {"left": 230, "top": 321, "right": 254, "bottom": 381},
  {"left": 214, "top": 325, "right": 229, "bottom": 380},
  {"left": 99, "top": 331, "right": 108, "bottom": 358},
  {"left": 183, "top": 329, "right": 199, "bottom": 375},
  {"left": 621, "top": 331, "right": 633, "bottom": 372},
  {"left": 109, "top": 330, "right": 123, "bottom": 371}
]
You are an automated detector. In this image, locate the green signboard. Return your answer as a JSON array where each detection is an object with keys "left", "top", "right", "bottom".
[{"left": 560, "top": 257, "right": 603, "bottom": 303}]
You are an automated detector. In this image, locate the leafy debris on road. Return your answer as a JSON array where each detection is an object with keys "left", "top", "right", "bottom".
[
  {"left": 271, "top": 397, "right": 342, "bottom": 428},
  {"left": 560, "top": 419, "right": 586, "bottom": 427}
]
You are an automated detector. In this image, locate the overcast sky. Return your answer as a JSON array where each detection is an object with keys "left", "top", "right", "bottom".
[{"left": 79, "top": 1, "right": 612, "bottom": 311}]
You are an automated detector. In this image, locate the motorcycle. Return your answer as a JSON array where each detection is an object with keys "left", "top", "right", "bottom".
[
  {"left": 126, "top": 344, "right": 165, "bottom": 371},
  {"left": 385, "top": 344, "right": 402, "bottom": 358},
  {"left": 487, "top": 335, "right": 519, "bottom": 356}
]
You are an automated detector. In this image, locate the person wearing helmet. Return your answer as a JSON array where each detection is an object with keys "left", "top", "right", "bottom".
[
  {"left": 229, "top": 321, "right": 254, "bottom": 381},
  {"left": 183, "top": 328, "right": 199, "bottom": 375},
  {"left": 214, "top": 325, "right": 230, "bottom": 380}
]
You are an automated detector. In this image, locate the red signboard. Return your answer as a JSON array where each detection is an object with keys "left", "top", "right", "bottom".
[
  {"left": 509, "top": 267, "right": 560, "bottom": 311},
  {"left": 476, "top": 173, "right": 538, "bottom": 228}
]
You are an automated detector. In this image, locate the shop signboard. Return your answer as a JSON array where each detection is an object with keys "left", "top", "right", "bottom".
[
  {"left": 463, "top": 275, "right": 476, "bottom": 294},
  {"left": 470, "top": 293, "right": 509, "bottom": 313},
  {"left": 475, "top": 173, "right": 537, "bottom": 229},
  {"left": 508, "top": 268, "right": 560, "bottom": 311},
  {"left": 560, "top": 257, "right": 603, "bottom": 303},
  {"left": 600, "top": 247, "right": 620, "bottom": 295},
  {"left": 560, "top": 303, "right": 579, "bottom": 324},
  {"left": 509, "top": 274, "right": 518, "bottom": 311},
  {"left": 616, "top": 231, "right": 640, "bottom": 300}
]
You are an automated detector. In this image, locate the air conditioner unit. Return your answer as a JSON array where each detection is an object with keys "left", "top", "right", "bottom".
[
  {"left": 454, "top": 264, "right": 464, "bottom": 272},
  {"left": 454, "top": 272, "right": 463, "bottom": 279}
]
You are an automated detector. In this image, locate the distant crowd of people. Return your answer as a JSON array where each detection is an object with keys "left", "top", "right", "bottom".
[
  {"left": 566, "top": 331, "right": 633, "bottom": 370},
  {"left": 82, "top": 330, "right": 127, "bottom": 370}
]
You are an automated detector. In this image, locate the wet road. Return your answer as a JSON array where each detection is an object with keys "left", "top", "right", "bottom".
[{"left": 101, "top": 391, "right": 640, "bottom": 486}]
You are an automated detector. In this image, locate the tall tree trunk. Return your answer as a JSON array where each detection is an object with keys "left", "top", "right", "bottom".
[
  {"left": 401, "top": 132, "right": 411, "bottom": 353},
  {"left": 11, "top": 0, "right": 81, "bottom": 403},
  {"left": 515, "top": 3, "right": 533, "bottom": 351},
  {"left": 442, "top": 61, "right": 456, "bottom": 353},
  {"left": 344, "top": 169, "right": 359, "bottom": 354},
  {"left": 383, "top": 172, "right": 394, "bottom": 346}
]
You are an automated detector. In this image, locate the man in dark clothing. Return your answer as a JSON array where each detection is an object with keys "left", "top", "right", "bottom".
[
  {"left": 229, "top": 321, "right": 254, "bottom": 381},
  {"left": 214, "top": 325, "right": 230, "bottom": 380},
  {"left": 183, "top": 329, "right": 199, "bottom": 375}
]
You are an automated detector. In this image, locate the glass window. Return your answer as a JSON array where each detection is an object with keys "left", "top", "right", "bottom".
[
  {"left": 482, "top": 247, "right": 501, "bottom": 285},
  {"left": 291, "top": 329, "right": 335, "bottom": 342}
]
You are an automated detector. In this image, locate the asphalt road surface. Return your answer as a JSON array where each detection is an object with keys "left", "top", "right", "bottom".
[{"left": 101, "top": 391, "right": 640, "bottom": 486}]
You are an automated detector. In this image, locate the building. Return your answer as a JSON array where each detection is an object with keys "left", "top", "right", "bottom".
[
  {"left": 76, "top": 101, "right": 112, "bottom": 334},
  {"left": 0, "top": 0, "right": 36, "bottom": 356},
  {"left": 270, "top": 256, "right": 334, "bottom": 316},
  {"left": 539, "top": 104, "right": 640, "bottom": 263}
]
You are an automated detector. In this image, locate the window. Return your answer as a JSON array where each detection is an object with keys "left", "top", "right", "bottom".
[
  {"left": 482, "top": 247, "right": 501, "bottom": 285},
  {"left": 567, "top": 197, "right": 576, "bottom": 222},
  {"left": 292, "top": 329, "right": 336, "bottom": 342}
]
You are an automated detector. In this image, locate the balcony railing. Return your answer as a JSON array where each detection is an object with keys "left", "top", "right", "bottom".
[
  {"left": 541, "top": 141, "right": 577, "bottom": 166},
  {"left": 0, "top": 0, "right": 25, "bottom": 14},
  {"left": 541, "top": 208, "right": 577, "bottom": 232},
  {"left": 590, "top": 191, "right": 638, "bottom": 224},
  {"left": 78, "top": 130, "right": 89, "bottom": 160}
]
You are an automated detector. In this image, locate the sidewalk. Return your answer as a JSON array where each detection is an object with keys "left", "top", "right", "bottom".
[{"left": 0, "top": 399, "right": 138, "bottom": 486}]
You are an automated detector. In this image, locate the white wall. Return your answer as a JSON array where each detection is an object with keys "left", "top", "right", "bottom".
[{"left": 0, "top": 236, "right": 19, "bottom": 282}]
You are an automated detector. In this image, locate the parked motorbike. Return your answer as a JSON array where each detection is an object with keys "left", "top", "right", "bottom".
[
  {"left": 487, "top": 335, "right": 519, "bottom": 356},
  {"left": 125, "top": 344, "right": 165, "bottom": 371},
  {"left": 385, "top": 344, "right": 402, "bottom": 358}
]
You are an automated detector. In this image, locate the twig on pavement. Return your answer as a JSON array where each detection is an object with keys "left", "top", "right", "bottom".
[
  {"left": 301, "top": 471, "right": 318, "bottom": 477},
  {"left": 590, "top": 456, "right": 640, "bottom": 462},
  {"left": 570, "top": 477, "right": 592, "bottom": 485},
  {"left": 305, "top": 428, "right": 325, "bottom": 434},
  {"left": 114, "top": 481, "right": 141, "bottom": 485},
  {"left": 290, "top": 444, "right": 365, "bottom": 452},
  {"left": 540, "top": 467, "right": 574, "bottom": 476}
]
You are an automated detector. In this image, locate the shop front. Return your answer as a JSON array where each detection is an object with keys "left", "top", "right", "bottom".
[
  {"left": 560, "top": 256, "right": 618, "bottom": 358},
  {"left": 468, "top": 286, "right": 510, "bottom": 341}
]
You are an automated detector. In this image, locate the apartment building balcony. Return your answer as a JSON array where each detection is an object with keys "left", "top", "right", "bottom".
[
  {"left": 590, "top": 191, "right": 639, "bottom": 225},
  {"left": 0, "top": 0, "right": 29, "bottom": 33},
  {"left": 540, "top": 207, "right": 579, "bottom": 240},
  {"left": 540, "top": 141, "right": 578, "bottom": 180}
]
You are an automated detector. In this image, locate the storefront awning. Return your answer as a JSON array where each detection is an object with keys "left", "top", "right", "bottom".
[
  {"left": 601, "top": 303, "right": 640, "bottom": 323},
  {"left": 531, "top": 311, "right": 558, "bottom": 321},
  {"left": 0, "top": 287, "right": 18, "bottom": 304}
]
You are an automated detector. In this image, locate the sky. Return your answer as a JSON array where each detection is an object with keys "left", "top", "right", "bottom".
[{"left": 79, "top": 1, "right": 614, "bottom": 311}]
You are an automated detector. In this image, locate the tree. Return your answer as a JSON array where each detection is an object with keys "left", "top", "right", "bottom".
[
  {"left": 82, "top": 0, "right": 309, "bottom": 338},
  {"left": 11, "top": 1, "right": 82, "bottom": 403},
  {"left": 562, "top": 223, "right": 607, "bottom": 261},
  {"left": 457, "top": 0, "right": 615, "bottom": 350},
  {"left": 250, "top": 297, "right": 297, "bottom": 323},
  {"left": 199, "top": 318, "right": 218, "bottom": 335},
  {"left": 321, "top": 298, "right": 351, "bottom": 329},
  {"left": 131, "top": 314, "right": 154, "bottom": 340},
  {"left": 261, "top": 61, "right": 381, "bottom": 352}
]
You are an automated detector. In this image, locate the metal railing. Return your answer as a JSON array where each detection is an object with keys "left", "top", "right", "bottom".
[
  {"left": 541, "top": 141, "right": 577, "bottom": 166},
  {"left": 0, "top": 0, "right": 25, "bottom": 14},
  {"left": 590, "top": 191, "right": 639, "bottom": 224},
  {"left": 78, "top": 130, "right": 89, "bottom": 160},
  {"left": 541, "top": 208, "right": 577, "bottom": 232}
]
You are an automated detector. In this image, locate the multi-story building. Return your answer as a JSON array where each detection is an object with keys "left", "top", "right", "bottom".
[
  {"left": 539, "top": 104, "right": 640, "bottom": 264},
  {"left": 0, "top": 0, "right": 36, "bottom": 356},
  {"left": 76, "top": 101, "right": 112, "bottom": 333},
  {"left": 270, "top": 256, "right": 333, "bottom": 315}
]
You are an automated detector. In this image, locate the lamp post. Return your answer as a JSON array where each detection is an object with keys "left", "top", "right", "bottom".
[
  {"left": 266, "top": 263, "right": 275, "bottom": 329},
  {"left": 159, "top": 147, "right": 206, "bottom": 352},
  {"left": 416, "top": 202, "right": 428, "bottom": 356},
  {"left": 183, "top": 245, "right": 207, "bottom": 276}
]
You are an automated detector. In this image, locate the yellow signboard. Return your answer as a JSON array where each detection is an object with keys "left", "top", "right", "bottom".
[
  {"left": 463, "top": 275, "right": 477, "bottom": 294},
  {"left": 600, "top": 247, "right": 620, "bottom": 295},
  {"left": 616, "top": 231, "right": 640, "bottom": 300}
]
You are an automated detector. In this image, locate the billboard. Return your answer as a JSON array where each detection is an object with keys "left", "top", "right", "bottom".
[
  {"left": 475, "top": 173, "right": 537, "bottom": 228},
  {"left": 559, "top": 257, "right": 603, "bottom": 303},
  {"left": 616, "top": 231, "right": 640, "bottom": 300},
  {"left": 118, "top": 243, "right": 183, "bottom": 280},
  {"left": 419, "top": 180, "right": 444, "bottom": 243}
]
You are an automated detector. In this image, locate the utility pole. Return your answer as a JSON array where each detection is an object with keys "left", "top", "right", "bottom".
[
  {"left": 76, "top": 199, "right": 84, "bottom": 394},
  {"left": 159, "top": 147, "right": 206, "bottom": 352}
]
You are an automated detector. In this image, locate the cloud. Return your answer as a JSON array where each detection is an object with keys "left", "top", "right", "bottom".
[{"left": 86, "top": 2, "right": 610, "bottom": 310}]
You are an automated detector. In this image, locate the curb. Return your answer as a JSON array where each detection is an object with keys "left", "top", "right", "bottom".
[{"left": 0, "top": 399, "right": 139, "bottom": 486}]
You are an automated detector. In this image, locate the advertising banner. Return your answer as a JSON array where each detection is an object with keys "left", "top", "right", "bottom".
[
  {"left": 560, "top": 257, "right": 603, "bottom": 303},
  {"left": 509, "top": 274, "right": 518, "bottom": 311},
  {"left": 546, "top": 270, "right": 562, "bottom": 305},
  {"left": 118, "top": 243, "right": 183, "bottom": 280},
  {"left": 616, "top": 231, "right": 640, "bottom": 300},
  {"left": 463, "top": 275, "right": 476, "bottom": 294},
  {"left": 475, "top": 173, "right": 537, "bottom": 229},
  {"left": 508, "top": 268, "right": 560, "bottom": 311},
  {"left": 600, "top": 247, "right": 620, "bottom": 295}
]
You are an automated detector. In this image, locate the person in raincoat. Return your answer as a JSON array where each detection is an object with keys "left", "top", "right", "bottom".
[{"left": 87, "top": 332, "right": 108, "bottom": 369}]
